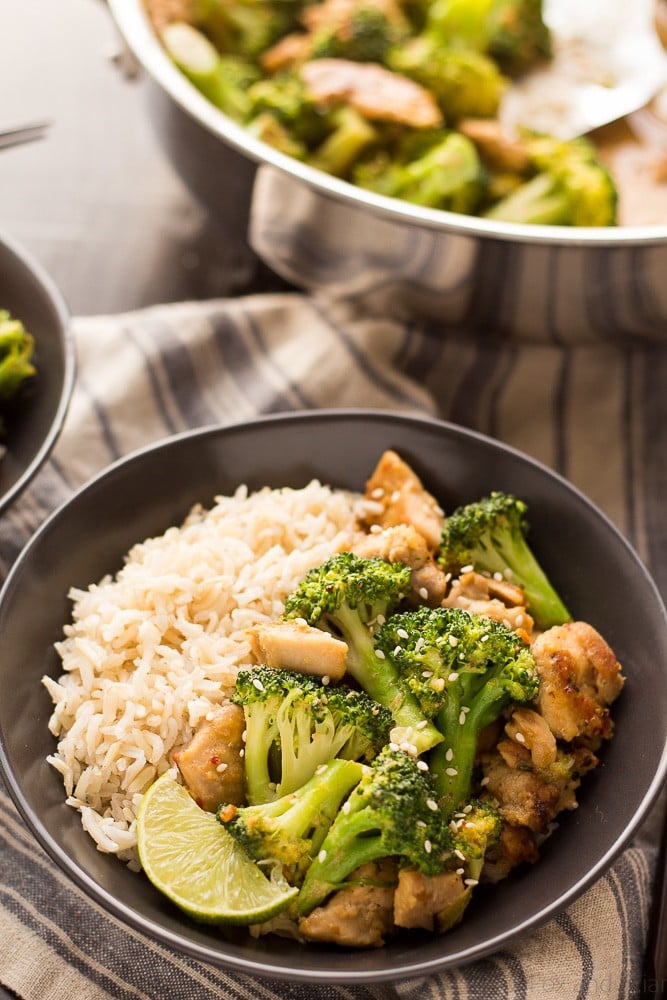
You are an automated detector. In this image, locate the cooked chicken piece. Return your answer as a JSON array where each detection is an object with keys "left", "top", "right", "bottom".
[
  {"left": 360, "top": 450, "right": 444, "bottom": 551},
  {"left": 301, "top": 0, "right": 407, "bottom": 34},
  {"left": 298, "top": 860, "right": 396, "bottom": 947},
  {"left": 300, "top": 59, "right": 442, "bottom": 127},
  {"left": 480, "top": 740, "right": 598, "bottom": 834},
  {"left": 173, "top": 702, "right": 246, "bottom": 811},
  {"left": 504, "top": 707, "right": 557, "bottom": 768},
  {"left": 532, "top": 622, "right": 625, "bottom": 745},
  {"left": 248, "top": 619, "right": 348, "bottom": 681},
  {"left": 442, "top": 570, "right": 534, "bottom": 639},
  {"left": 482, "top": 822, "right": 540, "bottom": 883},
  {"left": 260, "top": 32, "right": 313, "bottom": 73},
  {"left": 394, "top": 868, "right": 469, "bottom": 932},
  {"left": 351, "top": 523, "right": 448, "bottom": 605},
  {"left": 145, "top": 0, "right": 197, "bottom": 30},
  {"left": 458, "top": 118, "right": 531, "bottom": 173}
]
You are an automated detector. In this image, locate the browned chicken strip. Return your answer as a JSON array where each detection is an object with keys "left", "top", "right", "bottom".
[
  {"left": 248, "top": 619, "right": 348, "bottom": 681},
  {"left": 394, "top": 868, "right": 469, "bottom": 932},
  {"left": 458, "top": 118, "right": 531, "bottom": 173},
  {"left": 360, "top": 450, "right": 445, "bottom": 550},
  {"left": 173, "top": 702, "right": 246, "bottom": 811},
  {"left": 442, "top": 570, "right": 534, "bottom": 639},
  {"left": 532, "top": 621, "right": 625, "bottom": 744},
  {"left": 300, "top": 59, "right": 442, "bottom": 127},
  {"left": 504, "top": 706, "right": 557, "bottom": 768},
  {"left": 298, "top": 860, "right": 396, "bottom": 947},
  {"left": 482, "top": 822, "right": 540, "bottom": 883},
  {"left": 350, "top": 523, "right": 448, "bottom": 605}
]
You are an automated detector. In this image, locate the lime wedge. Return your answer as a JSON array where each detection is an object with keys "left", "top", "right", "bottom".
[{"left": 137, "top": 772, "right": 298, "bottom": 924}]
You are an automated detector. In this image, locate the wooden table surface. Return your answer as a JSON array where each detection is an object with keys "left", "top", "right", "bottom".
[{"left": 0, "top": 0, "right": 275, "bottom": 317}]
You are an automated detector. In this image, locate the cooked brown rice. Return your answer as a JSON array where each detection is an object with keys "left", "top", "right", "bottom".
[{"left": 42, "top": 480, "right": 362, "bottom": 866}]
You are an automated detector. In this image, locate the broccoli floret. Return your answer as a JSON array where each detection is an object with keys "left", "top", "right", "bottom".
[
  {"left": 161, "top": 22, "right": 261, "bottom": 121},
  {"left": 284, "top": 553, "right": 442, "bottom": 753},
  {"left": 439, "top": 491, "right": 572, "bottom": 629},
  {"left": 484, "top": 133, "right": 618, "bottom": 226},
  {"left": 449, "top": 798, "right": 502, "bottom": 880},
  {"left": 308, "top": 105, "right": 379, "bottom": 177},
  {"left": 0, "top": 310, "right": 36, "bottom": 404},
  {"left": 353, "top": 130, "right": 484, "bottom": 212},
  {"left": 196, "top": 0, "right": 295, "bottom": 59},
  {"left": 409, "top": 608, "right": 539, "bottom": 814},
  {"left": 310, "top": 6, "right": 405, "bottom": 63},
  {"left": 218, "top": 757, "right": 363, "bottom": 884},
  {"left": 247, "top": 73, "right": 331, "bottom": 144},
  {"left": 388, "top": 38, "right": 508, "bottom": 121},
  {"left": 424, "top": 0, "right": 551, "bottom": 76},
  {"left": 296, "top": 746, "right": 447, "bottom": 915},
  {"left": 232, "top": 665, "right": 392, "bottom": 804}
]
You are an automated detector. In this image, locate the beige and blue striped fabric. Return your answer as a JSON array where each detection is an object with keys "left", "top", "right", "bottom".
[{"left": 0, "top": 189, "right": 665, "bottom": 999}]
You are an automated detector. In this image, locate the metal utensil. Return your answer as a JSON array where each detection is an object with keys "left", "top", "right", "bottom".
[
  {"left": 501, "top": 0, "right": 667, "bottom": 139},
  {"left": 0, "top": 119, "right": 51, "bottom": 151}
]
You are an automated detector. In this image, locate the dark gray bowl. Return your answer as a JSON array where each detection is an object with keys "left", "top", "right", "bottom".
[
  {"left": 0, "top": 231, "right": 75, "bottom": 513},
  {"left": 0, "top": 410, "right": 665, "bottom": 983}
]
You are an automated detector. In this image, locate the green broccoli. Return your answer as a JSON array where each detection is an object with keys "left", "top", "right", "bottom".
[
  {"left": 484, "top": 133, "right": 618, "bottom": 226},
  {"left": 308, "top": 105, "right": 379, "bottom": 177},
  {"left": 0, "top": 310, "right": 36, "bottom": 404},
  {"left": 247, "top": 73, "right": 331, "bottom": 144},
  {"left": 218, "top": 757, "right": 363, "bottom": 885},
  {"left": 353, "top": 130, "right": 484, "bottom": 212},
  {"left": 195, "top": 0, "right": 295, "bottom": 59},
  {"left": 449, "top": 797, "right": 502, "bottom": 880},
  {"left": 283, "top": 552, "right": 442, "bottom": 753},
  {"left": 388, "top": 38, "right": 508, "bottom": 121},
  {"left": 424, "top": 0, "right": 551, "bottom": 76},
  {"left": 310, "top": 5, "right": 405, "bottom": 63},
  {"left": 161, "top": 22, "right": 261, "bottom": 121},
  {"left": 296, "top": 746, "right": 447, "bottom": 915},
  {"left": 232, "top": 665, "right": 392, "bottom": 804},
  {"left": 439, "top": 491, "right": 572, "bottom": 629},
  {"left": 378, "top": 606, "right": 538, "bottom": 814}
]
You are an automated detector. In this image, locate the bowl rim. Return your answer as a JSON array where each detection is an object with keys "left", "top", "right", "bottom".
[
  {"left": 0, "top": 229, "right": 76, "bottom": 514},
  {"left": 108, "top": 0, "right": 667, "bottom": 248},
  {"left": 1, "top": 408, "right": 666, "bottom": 982}
]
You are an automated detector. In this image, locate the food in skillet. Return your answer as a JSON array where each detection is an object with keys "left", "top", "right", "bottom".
[
  {"left": 145, "top": 0, "right": 620, "bottom": 225},
  {"left": 43, "top": 450, "right": 624, "bottom": 945}
]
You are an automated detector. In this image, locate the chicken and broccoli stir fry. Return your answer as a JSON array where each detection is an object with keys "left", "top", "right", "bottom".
[
  {"left": 139, "top": 450, "right": 625, "bottom": 947},
  {"left": 146, "top": 0, "right": 618, "bottom": 225}
]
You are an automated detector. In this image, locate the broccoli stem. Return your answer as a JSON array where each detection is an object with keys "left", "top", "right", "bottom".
[
  {"left": 309, "top": 107, "right": 377, "bottom": 177},
  {"left": 485, "top": 172, "right": 569, "bottom": 225},
  {"left": 336, "top": 603, "right": 443, "bottom": 753}
]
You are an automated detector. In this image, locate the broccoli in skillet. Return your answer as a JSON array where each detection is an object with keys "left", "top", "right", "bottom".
[
  {"left": 438, "top": 491, "right": 572, "bottom": 629},
  {"left": 232, "top": 665, "right": 392, "bottom": 805},
  {"left": 296, "top": 746, "right": 446, "bottom": 916},
  {"left": 218, "top": 757, "right": 363, "bottom": 884},
  {"left": 284, "top": 552, "right": 443, "bottom": 753}
]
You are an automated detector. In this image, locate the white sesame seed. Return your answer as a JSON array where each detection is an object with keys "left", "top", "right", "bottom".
[
  {"left": 205, "top": 711, "right": 215, "bottom": 722},
  {"left": 394, "top": 646, "right": 403, "bottom": 656},
  {"left": 318, "top": 850, "right": 327, "bottom": 863},
  {"left": 448, "top": 672, "right": 459, "bottom": 682},
  {"left": 493, "top": 572, "right": 504, "bottom": 581},
  {"left": 461, "top": 564, "right": 474, "bottom": 573},
  {"left": 463, "top": 804, "right": 473, "bottom": 813},
  {"left": 216, "top": 762, "right": 228, "bottom": 773},
  {"left": 370, "top": 523, "right": 382, "bottom": 533},
  {"left": 375, "top": 649, "right": 386, "bottom": 659},
  {"left": 456, "top": 867, "right": 465, "bottom": 876},
  {"left": 321, "top": 675, "right": 331, "bottom": 686},
  {"left": 459, "top": 711, "right": 467, "bottom": 725},
  {"left": 516, "top": 614, "right": 524, "bottom": 626},
  {"left": 480, "top": 776, "right": 490, "bottom": 786},
  {"left": 241, "top": 730, "right": 247, "bottom": 742},
  {"left": 446, "top": 767, "right": 458, "bottom": 776},
  {"left": 454, "top": 849, "right": 466, "bottom": 861},
  {"left": 417, "top": 819, "right": 427, "bottom": 828},
  {"left": 424, "top": 840, "right": 433, "bottom": 854},
  {"left": 342, "top": 800, "right": 351, "bottom": 814},
  {"left": 461, "top": 705, "right": 470, "bottom": 714},
  {"left": 422, "top": 670, "right": 433, "bottom": 678},
  {"left": 371, "top": 487, "right": 385, "bottom": 499},
  {"left": 426, "top": 798, "right": 438, "bottom": 812},
  {"left": 445, "top": 572, "right": 452, "bottom": 582},
  {"left": 514, "top": 731, "right": 526, "bottom": 743},
  {"left": 239, "top": 749, "right": 245, "bottom": 758},
  {"left": 389, "top": 742, "right": 400, "bottom": 752},
  {"left": 419, "top": 588, "right": 429, "bottom": 600},
  {"left": 448, "top": 635, "right": 458, "bottom": 647},
  {"left": 481, "top": 634, "right": 490, "bottom": 643},
  {"left": 397, "top": 628, "right": 409, "bottom": 639},
  {"left": 416, "top": 760, "right": 429, "bottom": 771},
  {"left": 252, "top": 677, "right": 265, "bottom": 692},
  {"left": 391, "top": 490, "right": 401, "bottom": 502},
  {"left": 415, "top": 637, "right": 425, "bottom": 652},
  {"left": 445, "top": 748, "right": 454, "bottom": 761},
  {"left": 464, "top": 878, "right": 479, "bottom": 887},
  {"left": 415, "top": 720, "right": 428, "bottom": 730}
]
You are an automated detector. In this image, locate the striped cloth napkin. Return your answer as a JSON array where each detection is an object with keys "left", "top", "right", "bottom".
[{"left": 0, "top": 171, "right": 665, "bottom": 1000}]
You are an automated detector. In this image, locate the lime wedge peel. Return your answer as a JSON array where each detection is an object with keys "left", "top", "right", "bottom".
[{"left": 137, "top": 771, "right": 298, "bottom": 925}]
